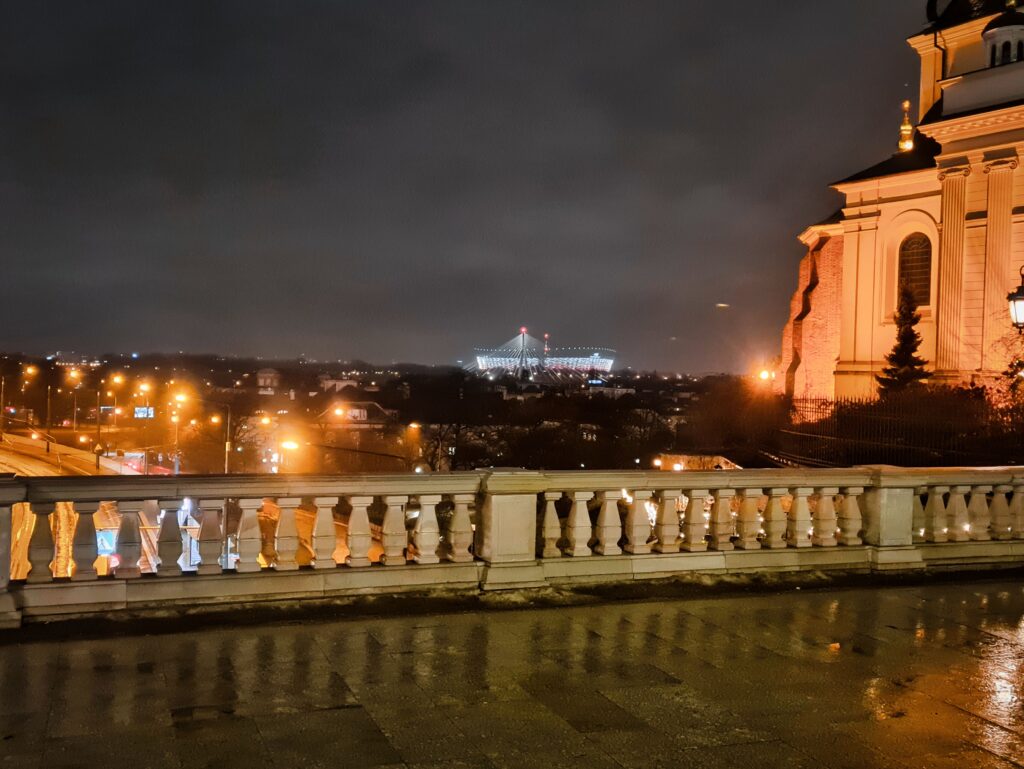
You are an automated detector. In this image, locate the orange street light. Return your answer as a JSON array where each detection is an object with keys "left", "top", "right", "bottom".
[
  {"left": 210, "top": 414, "right": 222, "bottom": 425},
  {"left": 174, "top": 393, "right": 187, "bottom": 403},
  {"left": 281, "top": 440, "right": 299, "bottom": 451},
  {"left": 334, "top": 407, "right": 345, "bottom": 417},
  {"left": 260, "top": 416, "right": 272, "bottom": 425}
]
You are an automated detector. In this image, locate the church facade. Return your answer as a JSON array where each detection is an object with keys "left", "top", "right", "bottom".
[{"left": 777, "top": 0, "right": 1024, "bottom": 399}]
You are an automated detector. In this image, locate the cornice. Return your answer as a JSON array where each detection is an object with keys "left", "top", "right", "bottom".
[{"left": 920, "top": 104, "right": 1024, "bottom": 143}]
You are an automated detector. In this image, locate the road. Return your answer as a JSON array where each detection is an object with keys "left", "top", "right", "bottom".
[{"left": 0, "top": 434, "right": 115, "bottom": 477}]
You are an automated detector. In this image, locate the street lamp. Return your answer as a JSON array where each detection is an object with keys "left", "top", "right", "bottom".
[
  {"left": 1009, "top": 266, "right": 1024, "bottom": 334},
  {"left": 280, "top": 440, "right": 299, "bottom": 472},
  {"left": 176, "top": 393, "right": 233, "bottom": 473}
]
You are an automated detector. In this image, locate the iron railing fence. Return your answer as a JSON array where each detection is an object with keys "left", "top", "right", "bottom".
[{"left": 779, "top": 393, "right": 1024, "bottom": 468}]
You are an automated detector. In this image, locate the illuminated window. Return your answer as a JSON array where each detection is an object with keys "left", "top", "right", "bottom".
[{"left": 898, "top": 233, "right": 932, "bottom": 307}]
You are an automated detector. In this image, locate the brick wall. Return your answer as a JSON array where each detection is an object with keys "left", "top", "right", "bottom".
[{"left": 777, "top": 235, "right": 843, "bottom": 399}]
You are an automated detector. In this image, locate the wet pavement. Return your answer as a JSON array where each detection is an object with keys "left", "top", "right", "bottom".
[{"left": 2, "top": 580, "right": 1024, "bottom": 768}]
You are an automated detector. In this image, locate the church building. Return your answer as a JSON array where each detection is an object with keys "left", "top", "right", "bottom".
[{"left": 777, "top": 0, "right": 1024, "bottom": 399}]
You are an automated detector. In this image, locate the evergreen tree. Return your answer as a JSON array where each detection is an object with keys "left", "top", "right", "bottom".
[{"left": 876, "top": 281, "right": 929, "bottom": 396}]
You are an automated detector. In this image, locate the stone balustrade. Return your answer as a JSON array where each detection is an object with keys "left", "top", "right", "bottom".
[{"left": 2, "top": 466, "right": 1023, "bottom": 628}]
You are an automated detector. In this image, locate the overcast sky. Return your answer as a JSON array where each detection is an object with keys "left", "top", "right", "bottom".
[{"left": 1, "top": 1, "right": 927, "bottom": 371}]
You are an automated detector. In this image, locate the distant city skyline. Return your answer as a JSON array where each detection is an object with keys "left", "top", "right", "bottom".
[{"left": 2, "top": 1, "right": 924, "bottom": 371}]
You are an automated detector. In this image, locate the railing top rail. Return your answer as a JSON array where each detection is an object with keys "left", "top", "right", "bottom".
[
  {"left": 17, "top": 471, "right": 485, "bottom": 505},
  {"left": 870, "top": 466, "right": 1024, "bottom": 487}
]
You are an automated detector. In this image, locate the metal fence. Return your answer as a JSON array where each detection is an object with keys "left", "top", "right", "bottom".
[{"left": 777, "top": 393, "right": 1024, "bottom": 468}]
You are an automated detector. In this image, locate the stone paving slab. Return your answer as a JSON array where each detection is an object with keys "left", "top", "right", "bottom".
[{"left": 2, "top": 580, "right": 1024, "bottom": 768}]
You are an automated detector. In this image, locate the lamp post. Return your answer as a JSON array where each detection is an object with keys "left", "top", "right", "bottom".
[
  {"left": 1009, "top": 266, "right": 1024, "bottom": 334},
  {"left": 175, "top": 393, "right": 233, "bottom": 474}
]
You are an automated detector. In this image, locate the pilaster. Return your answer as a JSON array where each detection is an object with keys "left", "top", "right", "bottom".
[
  {"left": 936, "top": 165, "right": 971, "bottom": 374},
  {"left": 982, "top": 158, "right": 1018, "bottom": 372}
]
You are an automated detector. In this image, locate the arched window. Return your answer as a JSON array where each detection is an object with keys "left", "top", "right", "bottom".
[
  {"left": 1002, "top": 41, "right": 1012, "bottom": 64},
  {"left": 899, "top": 233, "right": 932, "bottom": 307},
  {"left": 992, "top": 45, "right": 998, "bottom": 67},
  {"left": 1018, "top": 40, "right": 1023, "bottom": 62}
]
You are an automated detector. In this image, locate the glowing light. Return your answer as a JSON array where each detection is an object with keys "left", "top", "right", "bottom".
[
  {"left": 78, "top": 435, "right": 88, "bottom": 443},
  {"left": 759, "top": 370, "right": 771, "bottom": 381},
  {"left": 171, "top": 415, "right": 179, "bottom": 424},
  {"left": 30, "top": 432, "right": 39, "bottom": 440},
  {"left": 409, "top": 422, "right": 421, "bottom": 429},
  {"left": 653, "top": 458, "right": 663, "bottom": 468},
  {"left": 24, "top": 365, "right": 38, "bottom": 376},
  {"left": 139, "top": 383, "right": 151, "bottom": 393},
  {"left": 210, "top": 415, "right": 222, "bottom": 424},
  {"left": 112, "top": 375, "right": 124, "bottom": 385},
  {"left": 334, "top": 408, "right": 345, "bottom": 417},
  {"left": 174, "top": 393, "right": 187, "bottom": 403},
  {"left": 672, "top": 463, "right": 683, "bottom": 472},
  {"left": 260, "top": 416, "right": 271, "bottom": 425},
  {"left": 68, "top": 369, "right": 82, "bottom": 380},
  {"left": 281, "top": 440, "right": 299, "bottom": 451}
]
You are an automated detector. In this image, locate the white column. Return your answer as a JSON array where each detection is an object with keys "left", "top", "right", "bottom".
[
  {"left": 967, "top": 486, "right": 992, "bottom": 542},
  {"left": 114, "top": 501, "right": 143, "bottom": 579},
  {"left": 563, "top": 491, "right": 593, "bottom": 556},
  {"left": 837, "top": 487, "right": 864, "bottom": 546},
  {"left": 539, "top": 492, "right": 562, "bottom": 558},
  {"left": 71, "top": 502, "right": 98, "bottom": 581},
  {"left": 812, "top": 488, "right": 839, "bottom": 547},
  {"left": 982, "top": 159, "right": 1018, "bottom": 372},
  {"left": 911, "top": 486, "right": 927, "bottom": 542},
  {"left": 1010, "top": 482, "right": 1024, "bottom": 539},
  {"left": 652, "top": 490, "right": 681, "bottom": 554},
  {"left": 233, "top": 498, "right": 262, "bottom": 573},
  {"left": 312, "top": 496, "right": 339, "bottom": 569},
  {"left": 945, "top": 486, "right": 970, "bottom": 543},
  {"left": 936, "top": 166, "right": 971, "bottom": 374},
  {"left": 273, "top": 497, "right": 301, "bottom": 571},
  {"left": 26, "top": 504, "right": 54, "bottom": 583},
  {"left": 446, "top": 494, "right": 475, "bottom": 563},
  {"left": 592, "top": 491, "right": 622, "bottom": 556},
  {"left": 991, "top": 485, "right": 1013, "bottom": 541},
  {"left": 155, "top": 499, "right": 184, "bottom": 576},
  {"left": 708, "top": 490, "right": 734, "bottom": 551},
  {"left": 411, "top": 494, "right": 442, "bottom": 564},
  {"left": 734, "top": 490, "right": 761, "bottom": 550},
  {"left": 787, "top": 488, "right": 812, "bottom": 548},
  {"left": 762, "top": 489, "right": 788, "bottom": 550},
  {"left": 624, "top": 490, "right": 653, "bottom": 555},
  {"left": 196, "top": 499, "right": 224, "bottom": 576},
  {"left": 0, "top": 504, "right": 18, "bottom": 627},
  {"left": 681, "top": 490, "right": 709, "bottom": 553},
  {"left": 380, "top": 495, "right": 408, "bottom": 566},
  {"left": 924, "top": 486, "right": 949, "bottom": 543},
  {"left": 344, "top": 496, "right": 373, "bottom": 567}
]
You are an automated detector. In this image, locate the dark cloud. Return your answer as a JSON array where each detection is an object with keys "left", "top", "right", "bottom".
[{"left": 0, "top": 0, "right": 926, "bottom": 370}]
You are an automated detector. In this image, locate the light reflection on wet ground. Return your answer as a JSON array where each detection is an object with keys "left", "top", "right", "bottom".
[{"left": 1, "top": 580, "right": 1023, "bottom": 768}]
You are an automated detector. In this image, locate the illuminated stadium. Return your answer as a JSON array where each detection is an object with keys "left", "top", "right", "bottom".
[{"left": 470, "top": 328, "right": 616, "bottom": 380}]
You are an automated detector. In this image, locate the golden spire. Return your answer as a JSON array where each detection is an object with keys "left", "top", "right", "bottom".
[{"left": 898, "top": 100, "right": 915, "bottom": 153}]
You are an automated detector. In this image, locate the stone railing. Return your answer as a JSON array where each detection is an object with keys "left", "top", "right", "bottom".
[{"left": 2, "top": 466, "right": 1023, "bottom": 627}]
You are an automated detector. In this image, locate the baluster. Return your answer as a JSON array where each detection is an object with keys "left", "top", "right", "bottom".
[
  {"left": 233, "top": 499, "right": 262, "bottom": 573},
  {"left": 538, "top": 492, "right": 562, "bottom": 558},
  {"left": 381, "top": 495, "right": 409, "bottom": 565},
  {"left": 912, "top": 486, "right": 927, "bottom": 542},
  {"left": 114, "top": 501, "right": 143, "bottom": 579},
  {"left": 26, "top": 504, "right": 55, "bottom": 583},
  {"left": 563, "top": 491, "right": 593, "bottom": 556},
  {"left": 446, "top": 493, "right": 475, "bottom": 563},
  {"left": 967, "top": 486, "right": 992, "bottom": 541},
  {"left": 71, "top": 502, "right": 99, "bottom": 581},
  {"left": 0, "top": 504, "right": 16, "bottom": 625},
  {"left": 991, "top": 485, "right": 1013, "bottom": 541},
  {"left": 218, "top": 500, "right": 240, "bottom": 570},
  {"left": 735, "top": 489, "right": 761, "bottom": 550},
  {"left": 196, "top": 499, "right": 224, "bottom": 576},
  {"left": 838, "top": 487, "right": 864, "bottom": 546},
  {"left": 311, "top": 496, "right": 339, "bottom": 569},
  {"left": 708, "top": 490, "right": 734, "bottom": 551},
  {"left": 945, "top": 486, "right": 970, "bottom": 542},
  {"left": 682, "top": 489, "right": 709, "bottom": 553},
  {"left": 924, "top": 485, "right": 948, "bottom": 542},
  {"left": 592, "top": 491, "right": 623, "bottom": 556},
  {"left": 624, "top": 490, "right": 653, "bottom": 554},
  {"left": 1010, "top": 482, "right": 1024, "bottom": 539},
  {"left": 411, "top": 494, "right": 442, "bottom": 564},
  {"left": 787, "top": 488, "right": 812, "bottom": 548},
  {"left": 652, "top": 490, "right": 681, "bottom": 553},
  {"left": 346, "top": 496, "right": 373, "bottom": 567},
  {"left": 762, "top": 489, "right": 788, "bottom": 549},
  {"left": 812, "top": 487, "right": 839, "bottom": 547},
  {"left": 156, "top": 499, "right": 184, "bottom": 576},
  {"left": 273, "top": 497, "right": 301, "bottom": 571}
]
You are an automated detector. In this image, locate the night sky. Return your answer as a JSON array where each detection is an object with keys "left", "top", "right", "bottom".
[{"left": 2, "top": 1, "right": 927, "bottom": 372}]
